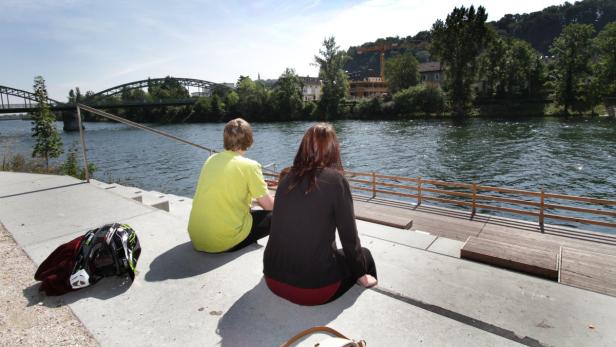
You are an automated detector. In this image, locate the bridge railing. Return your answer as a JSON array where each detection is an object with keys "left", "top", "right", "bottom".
[
  {"left": 0, "top": 103, "right": 38, "bottom": 109},
  {"left": 263, "top": 170, "right": 616, "bottom": 231}
]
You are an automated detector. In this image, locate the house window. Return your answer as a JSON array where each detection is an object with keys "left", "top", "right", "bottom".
[{"left": 435, "top": 73, "right": 439, "bottom": 81}]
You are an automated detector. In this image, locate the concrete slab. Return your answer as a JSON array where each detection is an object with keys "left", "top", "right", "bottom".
[
  {"left": 102, "top": 184, "right": 144, "bottom": 200},
  {"left": 356, "top": 220, "right": 436, "bottom": 249},
  {"left": 89, "top": 178, "right": 115, "bottom": 190},
  {"left": 4, "top": 173, "right": 616, "bottom": 347},
  {"left": 0, "top": 177, "right": 158, "bottom": 248},
  {"left": 0, "top": 172, "right": 81, "bottom": 197},
  {"left": 428, "top": 237, "right": 465, "bottom": 257},
  {"left": 370, "top": 237, "right": 616, "bottom": 347}
]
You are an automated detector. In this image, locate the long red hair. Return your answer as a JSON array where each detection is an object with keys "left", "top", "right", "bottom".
[{"left": 287, "top": 123, "right": 343, "bottom": 193}]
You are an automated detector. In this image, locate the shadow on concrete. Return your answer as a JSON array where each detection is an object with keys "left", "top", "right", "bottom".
[
  {"left": 0, "top": 182, "right": 86, "bottom": 199},
  {"left": 145, "top": 241, "right": 261, "bottom": 282},
  {"left": 23, "top": 276, "right": 132, "bottom": 307},
  {"left": 216, "top": 279, "right": 363, "bottom": 347}
]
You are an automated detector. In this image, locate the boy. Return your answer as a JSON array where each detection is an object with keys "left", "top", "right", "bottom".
[{"left": 188, "top": 118, "right": 274, "bottom": 252}]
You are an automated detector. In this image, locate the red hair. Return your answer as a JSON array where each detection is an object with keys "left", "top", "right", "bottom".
[{"left": 288, "top": 123, "right": 343, "bottom": 193}]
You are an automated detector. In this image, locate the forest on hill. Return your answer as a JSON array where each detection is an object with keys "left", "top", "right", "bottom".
[{"left": 345, "top": 0, "right": 616, "bottom": 78}]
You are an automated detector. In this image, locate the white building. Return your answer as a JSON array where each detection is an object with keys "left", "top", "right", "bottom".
[{"left": 299, "top": 76, "right": 322, "bottom": 101}]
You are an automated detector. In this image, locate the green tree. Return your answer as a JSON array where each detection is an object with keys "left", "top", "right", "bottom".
[
  {"left": 431, "top": 5, "right": 490, "bottom": 116},
  {"left": 594, "top": 22, "right": 616, "bottom": 98},
  {"left": 394, "top": 84, "right": 445, "bottom": 116},
  {"left": 314, "top": 36, "right": 350, "bottom": 119},
  {"left": 272, "top": 68, "right": 304, "bottom": 120},
  {"left": 479, "top": 36, "right": 507, "bottom": 97},
  {"left": 384, "top": 52, "right": 420, "bottom": 93},
  {"left": 31, "top": 76, "right": 63, "bottom": 168},
  {"left": 235, "top": 76, "right": 271, "bottom": 120},
  {"left": 550, "top": 23, "right": 595, "bottom": 113},
  {"left": 210, "top": 94, "right": 225, "bottom": 118},
  {"left": 480, "top": 37, "right": 544, "bottom": 98},
  {"left": 224, "top": 90, "right": 240, "bottom": 115}
]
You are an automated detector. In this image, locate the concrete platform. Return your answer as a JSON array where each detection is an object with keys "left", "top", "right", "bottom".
[{"left": 3, "top": 172, "right": 616, "bottom": 346}]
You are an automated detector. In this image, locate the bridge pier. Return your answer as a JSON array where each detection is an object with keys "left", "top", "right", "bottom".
[{"left": 62, "top": 110, "right": 82, "bottom": 132}]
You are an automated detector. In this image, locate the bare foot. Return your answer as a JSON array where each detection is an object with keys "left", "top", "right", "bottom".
[{"left": 357, "top": 274, "right": 378, "bottom": 288}]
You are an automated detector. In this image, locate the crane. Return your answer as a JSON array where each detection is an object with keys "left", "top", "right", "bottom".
[
  {"left": 356, "top": 44, "right": 395, "bottom": 81},
  {"left": 356, "top": 41, "right": 423, "bottom": 81}
]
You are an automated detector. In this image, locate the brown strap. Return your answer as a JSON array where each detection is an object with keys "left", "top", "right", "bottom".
[{"left": 281, "top": 326, "right": 350, "bottom": 347}]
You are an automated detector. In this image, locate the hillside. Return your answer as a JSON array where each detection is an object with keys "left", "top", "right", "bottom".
[
  {"left": 493, "top": 0, "right": 616, "bottom": 54},
  {"left": 344, "top": 0, "right": 616, "bottom": 79}
]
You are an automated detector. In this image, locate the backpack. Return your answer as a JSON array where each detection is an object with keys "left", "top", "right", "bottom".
[{"left": 35, "top": 223, "right": 141, "bottom": 295}]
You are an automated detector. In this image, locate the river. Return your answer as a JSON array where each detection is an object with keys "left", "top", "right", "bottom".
[{"left": 1, "top": 117, "right": 615, "bottom": 232}]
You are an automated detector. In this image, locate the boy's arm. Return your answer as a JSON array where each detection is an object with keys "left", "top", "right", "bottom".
[{"left": 256, "top": 194, "right": 274, "bottom": 210}]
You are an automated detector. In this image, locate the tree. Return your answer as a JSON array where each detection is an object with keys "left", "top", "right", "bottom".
[
  {"left": 549, "top": 24, "right": 595, "bottom": 113},
  {"left": 235, "top": 76, "right": 271, "bottom": 120},
  {"left": 224, "top": 90, "right": 240, "bottom": 115},
  {"left": 272, "top": 68, "right": 304, "bottom": 120},
  {"left": 394, "top": 84, "right": 445, "bottom": 116},
  {"left": 31, "top": 76, "right": 63, "bottom": 169},
  {"left": 431, "top": 5, "right": 490, "bottom": 116},
  {"left": 594, "top": 22, "right": 616, "bottom": 98},
  {"left": 480, "top": 36, "right": 544, "bottom": 98},
  {"left": 479, "top": 35, "right": 507, "bottom": 97},
  {"left": 314, "top": 36, "right": 350, "bottom": 119},
  {"left": 384, "top": 52, "right": 420, "bottom": 93}
]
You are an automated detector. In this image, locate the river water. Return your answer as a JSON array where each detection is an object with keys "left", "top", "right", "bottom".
[{"left": 2, "top": 117, "right": 615, "bottom": 232}]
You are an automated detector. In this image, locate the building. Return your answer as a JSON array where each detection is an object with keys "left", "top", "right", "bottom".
[
  {"left": 299, "top": 76, "right": 322, "bottom": 101},
  {"left": 418, "top": 61, "right": 443, "bottom": 86},
  {"left": 349, "top": 77, "right": 388, "bottom": 100}
]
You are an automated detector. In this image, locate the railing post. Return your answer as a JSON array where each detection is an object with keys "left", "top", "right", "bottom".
[
  {"left": 471, "top": 182, "right": 477, "bottom": 217},
  {"left": 371, "top": 171, "right": 376, "bottom": 199},
  {"left": 76, "top": 105, "right": 90, "bottom": 182},
  {"left": 539, "top": 188, "right": 545, "bottom": 232},
  {"left": 417, "top": 176, "right": 422, "bottom": 206}
]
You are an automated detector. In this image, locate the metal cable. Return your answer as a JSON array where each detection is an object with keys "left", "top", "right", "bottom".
[{"left": 78, "top": 104, "right": 217, "bottom": 155}]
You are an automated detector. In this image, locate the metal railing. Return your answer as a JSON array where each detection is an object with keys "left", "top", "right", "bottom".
[
  {"left": 263, "top": 170, "right": 616, "bottom": 231},
  {"left": 75, "top": 104, "right": 217, "bottom": 182},
  {"left": 75, "top": 104, "right": 616, "bottom": 232}
]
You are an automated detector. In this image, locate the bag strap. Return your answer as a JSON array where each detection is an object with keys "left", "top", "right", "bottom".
[{"left": 281, "top": 326, "right": 364, "bottom": 347}]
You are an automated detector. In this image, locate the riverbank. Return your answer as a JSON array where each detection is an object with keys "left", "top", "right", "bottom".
[{"left": 3, "top": 172, "right": 616, "bottom": 346}]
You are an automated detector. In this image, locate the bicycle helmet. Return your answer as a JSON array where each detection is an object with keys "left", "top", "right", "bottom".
[{"left": 70, "top": 223, "right": 141, "bottom": 289}]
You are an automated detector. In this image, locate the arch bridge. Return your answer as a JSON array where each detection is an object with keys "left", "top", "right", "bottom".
[
  {"left": 0, "top": 85, "right": 63, "bottom": 112},
  {"left": 91, "top": 77, "right": 231, "bottom": 98},
  {"left": 0, "top": 77, "right": 233, "bottom": 114}
]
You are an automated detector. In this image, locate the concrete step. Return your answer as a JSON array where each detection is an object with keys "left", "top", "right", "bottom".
[{"left": 139, "top": 191, "right": 170, "bottom": 212}]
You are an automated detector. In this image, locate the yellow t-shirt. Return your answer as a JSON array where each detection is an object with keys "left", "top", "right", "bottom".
[{"left": 188, "top": 150, "right": 269, "bottom": 253}]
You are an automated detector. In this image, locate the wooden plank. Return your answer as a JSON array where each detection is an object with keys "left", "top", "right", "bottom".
[
  {"left": 476, "top": 185, "right": 541, "bottom": 197},
  {"left": 543, "top": 192, "right": 616, "bottom": 206},
  {"left": 354, "top": 200, "right": 413, "bottom": 229},
  {"left": 544, "top": 213, "right": 616, "bottom": 228},
  {"left": 543, "top": 202, "right": 616, "bottom": 217},
  {"left": 481, "top": 223, "right": 616, "bottom": 257},
  {"left": 479, "top": 226, "right": 561, "bottom": 252},
  {"left": 560, "top": 247, "right": 616, "bottom": 297},
  {"left": 421, "top": 179, "right": 473, "bottom": 189},
  {"left": 461, "top": 236, "right": 559, "bottom": 280}
]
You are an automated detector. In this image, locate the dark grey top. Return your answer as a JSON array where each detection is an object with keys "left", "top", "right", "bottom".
[{"left": 263, "top": 168, "right": 368, "bottom": 288}]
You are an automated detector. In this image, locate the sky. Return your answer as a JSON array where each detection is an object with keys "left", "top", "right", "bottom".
[{"left": 0, "top": 0, "right": 568, "bottom": 100}]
